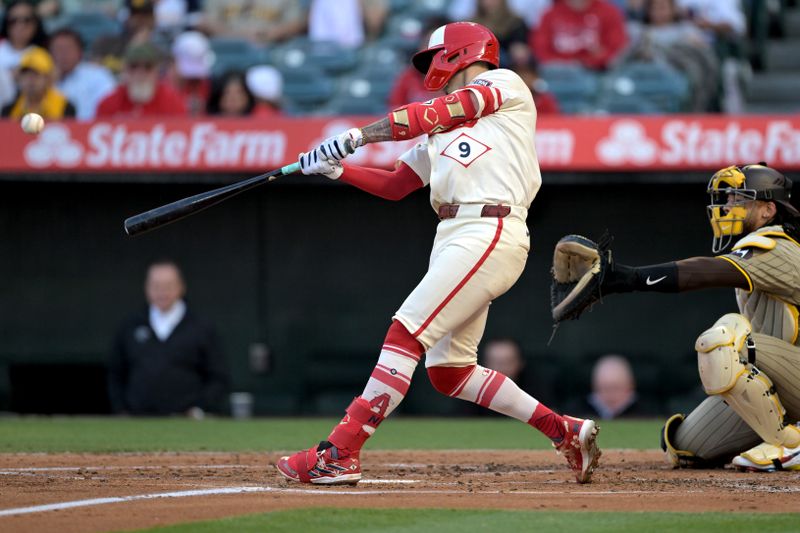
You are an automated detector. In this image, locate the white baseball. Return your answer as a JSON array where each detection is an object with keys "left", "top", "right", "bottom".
[{"left": 21, "top": 112, "right": 45, "bottom": 135}]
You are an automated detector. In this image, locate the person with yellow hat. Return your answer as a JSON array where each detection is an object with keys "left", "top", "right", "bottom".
[{"left": 1, "top": 46, "right": 76, "bottom": 119}]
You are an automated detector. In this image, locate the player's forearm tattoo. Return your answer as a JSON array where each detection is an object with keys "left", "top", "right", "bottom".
[{"left": 360, "top": 117, "right": 393, "bottom": 144}]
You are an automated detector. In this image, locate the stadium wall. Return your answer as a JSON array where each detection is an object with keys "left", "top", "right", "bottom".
[{"left": 0, "top": 175, "right": 732, "bottom": 416}]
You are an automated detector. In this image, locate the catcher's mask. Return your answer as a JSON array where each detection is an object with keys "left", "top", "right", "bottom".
[{"left": 707, "top": 163, "right": 798, "bottom": 253}]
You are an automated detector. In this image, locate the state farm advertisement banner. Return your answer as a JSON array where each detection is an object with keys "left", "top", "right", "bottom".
[{"left": 1, "top": 115, "right": 798, "bottom": 173}]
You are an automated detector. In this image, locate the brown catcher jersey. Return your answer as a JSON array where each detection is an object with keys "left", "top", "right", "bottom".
[{"left": 721, "top": 225, "right": 800, "bottom": 346}]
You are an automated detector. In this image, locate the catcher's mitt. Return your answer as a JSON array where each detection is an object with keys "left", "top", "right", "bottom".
[{"left": 550, "top": 234, "right": 612, "bottom": 322}]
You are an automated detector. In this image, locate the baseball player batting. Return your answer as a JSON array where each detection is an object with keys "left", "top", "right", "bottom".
[
  {"left": 276, "top": 22, "right": 601, "bottom": 485},
  {"left": 551, "top": 164, "right": 800, "bottom": 471}
]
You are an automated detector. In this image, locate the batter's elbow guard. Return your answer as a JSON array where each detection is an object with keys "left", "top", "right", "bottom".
[{"left": 389, "top": 88, "right": 484, "bottom": 140}]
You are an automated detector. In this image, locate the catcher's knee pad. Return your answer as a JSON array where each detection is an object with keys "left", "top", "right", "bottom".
[
  {"left": 697, "top": 314, "right": 798, "bottom": 447},
  {"left": 427, "top": 365, "right": 475, "bottom": 397},
  {"left": 696, "top": 313, "right": 752, "bottom": 394}
]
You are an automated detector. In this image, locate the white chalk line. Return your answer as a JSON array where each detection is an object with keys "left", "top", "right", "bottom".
[
  {"left": 0, "top": 485, "right": 692, "bottom": 518},
  {"left": 0, "top": 464, "right": 250, "bottom": 473},
  {"left": 0, "top": 487, "right": 268, "bottom": 517}
]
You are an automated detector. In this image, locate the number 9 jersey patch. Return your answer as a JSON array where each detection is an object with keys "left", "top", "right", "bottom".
[
  {"left": 440, "top": 133, "right": 491, "bottom": 168},
  {"left": 397, "top": 68, "right": 541, "bottom": 211}
]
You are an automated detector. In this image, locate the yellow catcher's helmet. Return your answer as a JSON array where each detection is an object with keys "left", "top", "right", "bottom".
[{"left": 707, "top": 164, "right": 797, "bottom": 253}]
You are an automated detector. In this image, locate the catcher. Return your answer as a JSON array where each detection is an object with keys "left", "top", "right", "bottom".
[{"left": 552, "top": 164, "right": 800, "bottom": 471}]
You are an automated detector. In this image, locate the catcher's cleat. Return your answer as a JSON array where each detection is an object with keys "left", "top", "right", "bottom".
[
  {"left": 276, "top": 440, "right": 361, "bottom": 485},
  {"left": 554, "top": 415, "right": 601, "bottom": 483},
  {"left": 732, "top": 442, "right": 800, "bottom": 472}
]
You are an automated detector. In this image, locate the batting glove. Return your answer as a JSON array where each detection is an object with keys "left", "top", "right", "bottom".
[
  {"left": 299, "top": 150, "right": 343, "bottom": 180},
  {"left": 318, "top": 128, "right": 364, "bottom": 161}
]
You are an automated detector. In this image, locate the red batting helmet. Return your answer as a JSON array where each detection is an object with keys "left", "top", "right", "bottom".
[{"left": 411, "top": 22, "right": 500, "bottom": 91}]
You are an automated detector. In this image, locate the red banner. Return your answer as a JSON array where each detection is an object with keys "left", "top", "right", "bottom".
[{"left": 2, "top": 115, "right": 799, "bottom": 173}]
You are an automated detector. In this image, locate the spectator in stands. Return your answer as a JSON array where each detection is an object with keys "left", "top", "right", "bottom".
[
  {"left": 586, "top": 354, "right": 643, "bottom": 419},
  {"left": 201, "top": 0, "right": 306, "bottom": 44},
  {"left": 245, "top": 65, "right": 283, "bottom": 117},
  {"left": 154, "top": 0, "right": 189, "bottom": 36},
  {"left": 484, "top": 338, "right": 526, "bottom": 385},
  {"left": 49, "top": 28, "right": 117, "bottom": 121},
  {"left": 2, "top": 46, "right": 76, "bottom": 119},
  {"left": 168, "top": 31, "right": 214, "bottom": 116},
  {"left": 515, "top": 57, "right": 560, "bottom": 114},
  {"left": 308, "top": 0, "right": 389, "bottom": 47},
  {"left": 624, "top": 0, "right": 648, "bottom": 20},
  {"left": 677, "top": 0, "right": 746, "bottom": 41},
  {"left": 206, "top": 70, "right": 255, "bottom": 116},
  {"left": 0, "top": 0, "right": 48, "bottom": 71},
  {"left": 449, "top": 0, "right": 554, "bottom": 30},
  {"left": 387, "top": 18, "right": 447, "bottom": 109},
  {"left": 91, "top": 0, "right": 157, "bottom": 75},
  {"left": 625, "top": 0, "right": 719, "bottom": 111},
  {"left": 473, "top": 0, "right": 530, "bottom": 66},
  {"left": 96, "top": 42, "right": 187, "bottom": 118},
  {"left": 0, "top": 67, "right": 14, "bottom": 108},
  {"left": 677, "top": 0, "right": 748, "bottom": 113},
  {"left": 532, "top": 0, "right": 629, "bottom": 70},
  {"left": 109, "top": 260, "right": 229, "bottom": 417}
]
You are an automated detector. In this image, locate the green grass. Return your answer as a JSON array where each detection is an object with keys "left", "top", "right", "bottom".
[
  {"left": 2, "top": 421, "right": 790, "bottom": 532},
  {"left": 0, "top": 417, "right": 663, "bottom": 453},
  {"left": 137, "top": 509, "right": 799, "bottom": 533}
]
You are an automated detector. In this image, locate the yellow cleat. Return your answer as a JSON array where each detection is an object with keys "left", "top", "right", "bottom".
[{"left": 732, "top": 442, "right": 800, "bottom": 472}]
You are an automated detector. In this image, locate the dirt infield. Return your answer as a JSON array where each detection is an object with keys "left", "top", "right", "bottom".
[{"left": 1, "top": 450, "right": 799, "bottom": 532}]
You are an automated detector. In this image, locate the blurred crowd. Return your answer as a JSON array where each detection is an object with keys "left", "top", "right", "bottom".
[{"left": 0, "top": 0, "right": 785, "bottom": 121}]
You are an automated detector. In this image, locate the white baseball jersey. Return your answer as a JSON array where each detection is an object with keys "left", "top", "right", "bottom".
[{"left": 398, "top": 68, "right": 542, "bottom": 213}]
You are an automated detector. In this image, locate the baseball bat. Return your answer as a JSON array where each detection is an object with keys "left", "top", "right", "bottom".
[{"left": 124, "top": 161, "right": 301, "bottom": 236}]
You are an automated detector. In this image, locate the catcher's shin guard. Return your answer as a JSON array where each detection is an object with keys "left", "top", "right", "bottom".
[{"left": 696, "top": 314, "right": 800, "bottom": 448}]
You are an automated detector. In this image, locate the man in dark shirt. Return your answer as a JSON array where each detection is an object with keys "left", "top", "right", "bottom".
[{"left": 108, "top": 260, "right": 229, "bottom": 416}]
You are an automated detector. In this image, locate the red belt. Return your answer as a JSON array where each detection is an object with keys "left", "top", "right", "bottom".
[{"left": 438, "top": 204, "right": 512, "bottom": 220}]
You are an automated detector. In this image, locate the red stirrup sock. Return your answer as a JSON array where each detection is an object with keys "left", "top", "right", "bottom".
[
  {"left": 327, "top": 321, "right": 425, "bottom": 457},
  {"left": 528, "top": 403, "right": 567, "bottom": 443}
]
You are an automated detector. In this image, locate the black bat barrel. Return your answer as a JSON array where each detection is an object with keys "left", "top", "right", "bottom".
[{"left": 124, "top": 168, "right": 284, "bottom": 236}]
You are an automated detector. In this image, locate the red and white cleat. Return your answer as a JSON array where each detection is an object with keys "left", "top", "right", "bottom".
[
  {"left": 554, "top": 416, "right": 601, "bottom": 483},
  {"left": 276, "top": 441, "right": 361, "bottom": 485}
]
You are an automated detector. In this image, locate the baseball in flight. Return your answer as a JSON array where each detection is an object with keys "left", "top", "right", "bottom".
[{"left": 21, "top": 112, "right": 44, "bottom": 135}]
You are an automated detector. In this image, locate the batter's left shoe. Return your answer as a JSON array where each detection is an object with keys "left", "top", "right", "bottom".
[
  {"left": 554, "top": 415, "right": 601, "bottom": 483},
  {"left": 732, "top": 442, "right": 800, "bottom": 472},
  {"left": 276, "top": 440, "right": 361, "bottom": 485}
]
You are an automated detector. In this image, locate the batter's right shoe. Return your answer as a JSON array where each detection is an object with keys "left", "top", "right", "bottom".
[
  {"left": 276, "top": 440, "right": 361, "bottom": 485},
  {"left": 732, "top": 442, "right": 800, "bottom": 472},
  {"left": 554, "top": 415, "right": 601, "bottom": 483}
]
